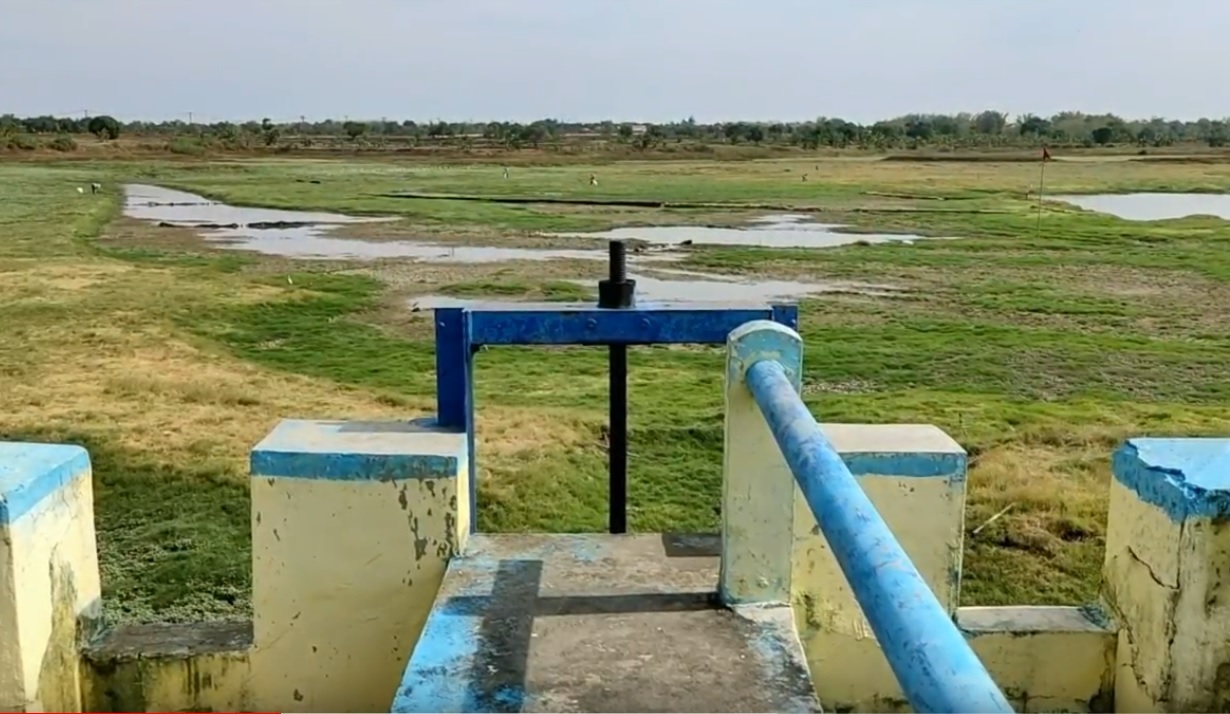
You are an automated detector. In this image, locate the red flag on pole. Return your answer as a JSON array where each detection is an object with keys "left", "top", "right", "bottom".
[{"left": 1042, "top": 146, "right": 1052, "bottom": 161}]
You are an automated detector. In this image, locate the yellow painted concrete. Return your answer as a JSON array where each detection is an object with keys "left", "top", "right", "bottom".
[
  {"left": 0, "top": 469, "right": 101, "bottom": 712},
  {"left": 82, "top": 647, "right": 252, "bottom": 713},
  {"left": 961, "top": 607, "right": 1115, "bottom": 713},
  {"left": 720, "top": 321, "right": 798, "bottom": 604},
  {"left": 790, "top": 424, "right": 965, "bottom": 708},
  {"left": 80, "top": 621, "right": 253, "bottom": 713},
  {"left": 1103, "top": 479, "right": 1230, "bottom": 712},
  {"left": 971, "top": 629, "right": 1113, "bottom": 712},
  {"left": 249, "top": 434, "right": 468, "bottom": 713},
  {"left": 799, "top": 606, "right": 1117, "bottom": 712}
]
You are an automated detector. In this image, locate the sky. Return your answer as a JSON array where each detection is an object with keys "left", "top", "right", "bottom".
[{"left": 2, "top": 0, "right": 1227, "bottom": 125}]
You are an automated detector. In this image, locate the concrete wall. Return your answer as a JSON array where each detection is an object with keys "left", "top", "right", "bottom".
[
  {"left": 790, "top": 423, "right": 968, "bottom": 711},
  {"left": 1103, "top": 438, "right": 1230, "bottom": 712},
  {"left": 80, "top": 622, "right": 252, "bottom": 713},
  {"left": 717, "top": 321, "right": 1119, "bottom": 712},
  {"left": 0, "top": 442, "right": 102, "bottom": 713},
  {"left": 248, "top": 418, "right": 469, "bottom": 713},
  {"left": 7, "top": 346, "right": 1230, "bottom": 711},
  {"left": 960, "top": 606, "right": 1115, "bottom": 713}
]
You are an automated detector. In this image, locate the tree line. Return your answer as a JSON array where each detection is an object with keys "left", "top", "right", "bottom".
[{"left": 4, "top": 110, "right": 1230, "bottom": 151}]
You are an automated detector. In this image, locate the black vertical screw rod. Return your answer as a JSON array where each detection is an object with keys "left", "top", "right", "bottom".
[{"left": 597, "top": 240, "right": 635, "bottom": 534}]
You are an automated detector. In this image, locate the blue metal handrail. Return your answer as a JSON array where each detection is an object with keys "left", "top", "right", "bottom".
[{"left": 744, "top": 359, "right": 1013, "bottom": 714}]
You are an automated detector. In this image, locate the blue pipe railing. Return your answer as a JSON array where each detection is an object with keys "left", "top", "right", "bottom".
[{"left": 744, "top": 359, "right": 1013, "bottom": 714}]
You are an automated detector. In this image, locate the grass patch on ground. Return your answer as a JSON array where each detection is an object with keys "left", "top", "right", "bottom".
[{"left": 5, "top": 155, "right": 1230, "bottom": 620}]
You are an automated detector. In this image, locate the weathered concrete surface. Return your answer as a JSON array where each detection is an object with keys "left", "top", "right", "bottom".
[
  {"left": 81, "top": 621, "right": 253, "bottom": 713},
  {"left": 394, "top": 533, "right": 819, "bottom": 713},
  {"left": 249, "top": 419, "right": 468, "bottom": 713}
]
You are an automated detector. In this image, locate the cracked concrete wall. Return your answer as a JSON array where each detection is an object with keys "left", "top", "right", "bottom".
[
  {"left": 0, "top": 443, "right": 102, "bottom": 713},
  {"left": 247, "top": 419, "right": 469, "bottom": 714},
  {"left": 1104, "top": 438, "right": 1230, "bottom": 713}
]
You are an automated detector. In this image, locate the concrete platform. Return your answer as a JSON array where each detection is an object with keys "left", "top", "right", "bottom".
[{"left": 393, "top": 533, "right": 820, "bottom": 713}]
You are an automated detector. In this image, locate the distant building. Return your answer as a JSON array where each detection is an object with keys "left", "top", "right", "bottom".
[{"left": 629, "top": 124, "right": 648, "bottom": 136}]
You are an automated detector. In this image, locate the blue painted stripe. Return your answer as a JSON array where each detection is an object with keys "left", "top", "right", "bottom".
[
  {"left": 466, "top": 303, "right": 798, "bottom": 346},
  {"left": 250, "top": 451, "right": 460, "bottom": 481},
  {"left": 250, "top": 419, "right": 465, "bottom": 481},
  {"left": 0, "top": 442, "right": 91, "bottom": 526},
  {"left": 744, "top": 359, "right": 1011, "bottom": 714},
  {"left": 392, "top": 558, "right": 519, "bottom": 713},
  {"left": 1112, "top": 438, "right": 1230, "bottom": 523},
  {"left": 843, "top": 452, "right": 965, "bottom": 479}
]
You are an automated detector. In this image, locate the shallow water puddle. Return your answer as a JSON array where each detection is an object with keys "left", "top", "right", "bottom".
[
  {"left": 407, "top": 269, "right": 901, "bottom": 309},
  {"left": 551, "top": 214, "right": 936, "bottom": 248},
  {"left": 1053, "top": 193, "right": 1230, "bottom": 221},
  {"left": 125, "top": 184, "right": 390, "bottom": 227},
  {"left": 124, "top": 184, "right": 616, "bottom": 262}
]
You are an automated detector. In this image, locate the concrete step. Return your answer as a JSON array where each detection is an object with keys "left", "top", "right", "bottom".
[{"left": 393, "top": 533, "right": 820, "bottom": 713}]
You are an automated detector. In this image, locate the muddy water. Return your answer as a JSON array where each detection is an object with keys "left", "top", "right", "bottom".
[
  {"left": 552, "top": 213, "right": 937, "bottom": 248},
  {"left": 1054, "top": 193, "right": 1230, "bottom": 221}
]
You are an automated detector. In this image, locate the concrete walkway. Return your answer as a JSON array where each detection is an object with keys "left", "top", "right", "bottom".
[{"left": 394, "top": 533, "right": 820, "bottom": 713}]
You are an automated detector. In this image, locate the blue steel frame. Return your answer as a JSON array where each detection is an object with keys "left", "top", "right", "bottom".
[{"left": 434, "top": 301, "right": 799, "bottom": 533}]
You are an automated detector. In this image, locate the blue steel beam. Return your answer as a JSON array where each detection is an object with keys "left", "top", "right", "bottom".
[
  {"left": 744, "top": 358, "right": 1012, "bottom": 714},
  {"left": 432, "top": 302, "right": 798, "bottom": 533},
  {"left": 465, "top": 302, "right": 798, "bottom": 346}
]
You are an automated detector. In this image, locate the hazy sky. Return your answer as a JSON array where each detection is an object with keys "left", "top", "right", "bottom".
[{"left": 2, "top": 0, "right": 1227, "bottom": 124}]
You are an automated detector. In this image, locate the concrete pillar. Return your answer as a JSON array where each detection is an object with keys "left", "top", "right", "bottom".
[
  {"left": 720, "top": 320, "right": 801, "bottom": 606},
  {"left": 1104, "top": 438, "right": 1230, "bottom": 712},
  {"left": 790, "top": 424, "right": 967, "bottom": 712},
  {"left": 0, "top": 442, "right": 102, "bottom": 712},
  {"left": 249, "top": 419, "right": 469, "bottom": 713}
]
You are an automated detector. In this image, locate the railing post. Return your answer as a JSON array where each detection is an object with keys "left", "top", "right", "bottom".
[{"left": 720, "top": 319, "right": 802, "bottom": 605}]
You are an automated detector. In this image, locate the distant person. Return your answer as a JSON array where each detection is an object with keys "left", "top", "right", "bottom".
[
  {"left": 589, "top": 174, "right": 598, "bottom": 186},
  {"left": 502, "top": 167, "right": 510, "bottom": 179}
]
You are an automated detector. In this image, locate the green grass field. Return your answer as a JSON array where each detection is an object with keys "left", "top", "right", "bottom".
[{"left": 4, "top": 154, "right": 1230, "bottom": 623}]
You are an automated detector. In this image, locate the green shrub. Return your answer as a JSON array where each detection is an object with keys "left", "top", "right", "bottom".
[
  {"left": 168, "top": 138, "right": 207, "bottom": 156},
  {"left": 8, "top": 134, "right": 38, "bottom": 151},
  {"left": 49, "top": 134, "right": 77, "bottom": 152}
]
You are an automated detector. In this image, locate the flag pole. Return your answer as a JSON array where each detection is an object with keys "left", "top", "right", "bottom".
[{"left": 1035, "top": 146, "right": 1050, "bottom": 238}]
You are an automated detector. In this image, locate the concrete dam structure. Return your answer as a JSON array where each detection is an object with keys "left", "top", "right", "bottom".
[{"left": 1, "top": 243, "right": 1226, "bottom": 713}]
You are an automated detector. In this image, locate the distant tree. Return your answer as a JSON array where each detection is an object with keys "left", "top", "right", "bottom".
[
  {"left": 746, "top": 125, "right": 766, "bottom": 144},
  {"left": 797, "top": 125, "right": 821, "bottom": 150},
  {"left": 617, "top": 124, "right": 634, "bottom": 142},
  {"left": 1017, "top": 114, "right": 1052, "bottom": 137},
  {"left": 723, "top": 122, "right": 749, "bottom": 144},
  {"left": 87, "top": 115, "right": 121, "bottom": 140},
  {"left": 1206, "top": 121, "right": 1229, "bottom": 148},
  {"left": 1091, "top": 126, "right": 1114, "bottom": 146},
  {"left": 518, "top": 122, "right": 548, "bottom": 148},
  {"left": 342, "top": 121, "right": 367, "bottom": 141},
  {"left": 904, "top": 118, "right": 932, "bottom": 141},
  {"left": 260, "top": 118, "right": 280, "bottom": 146},
  {"left": 973, "top": 110, "right": 1007, "bottom": 135},
  {"left": 23, "top": 115, "right": 59, "bottom": 133}
]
